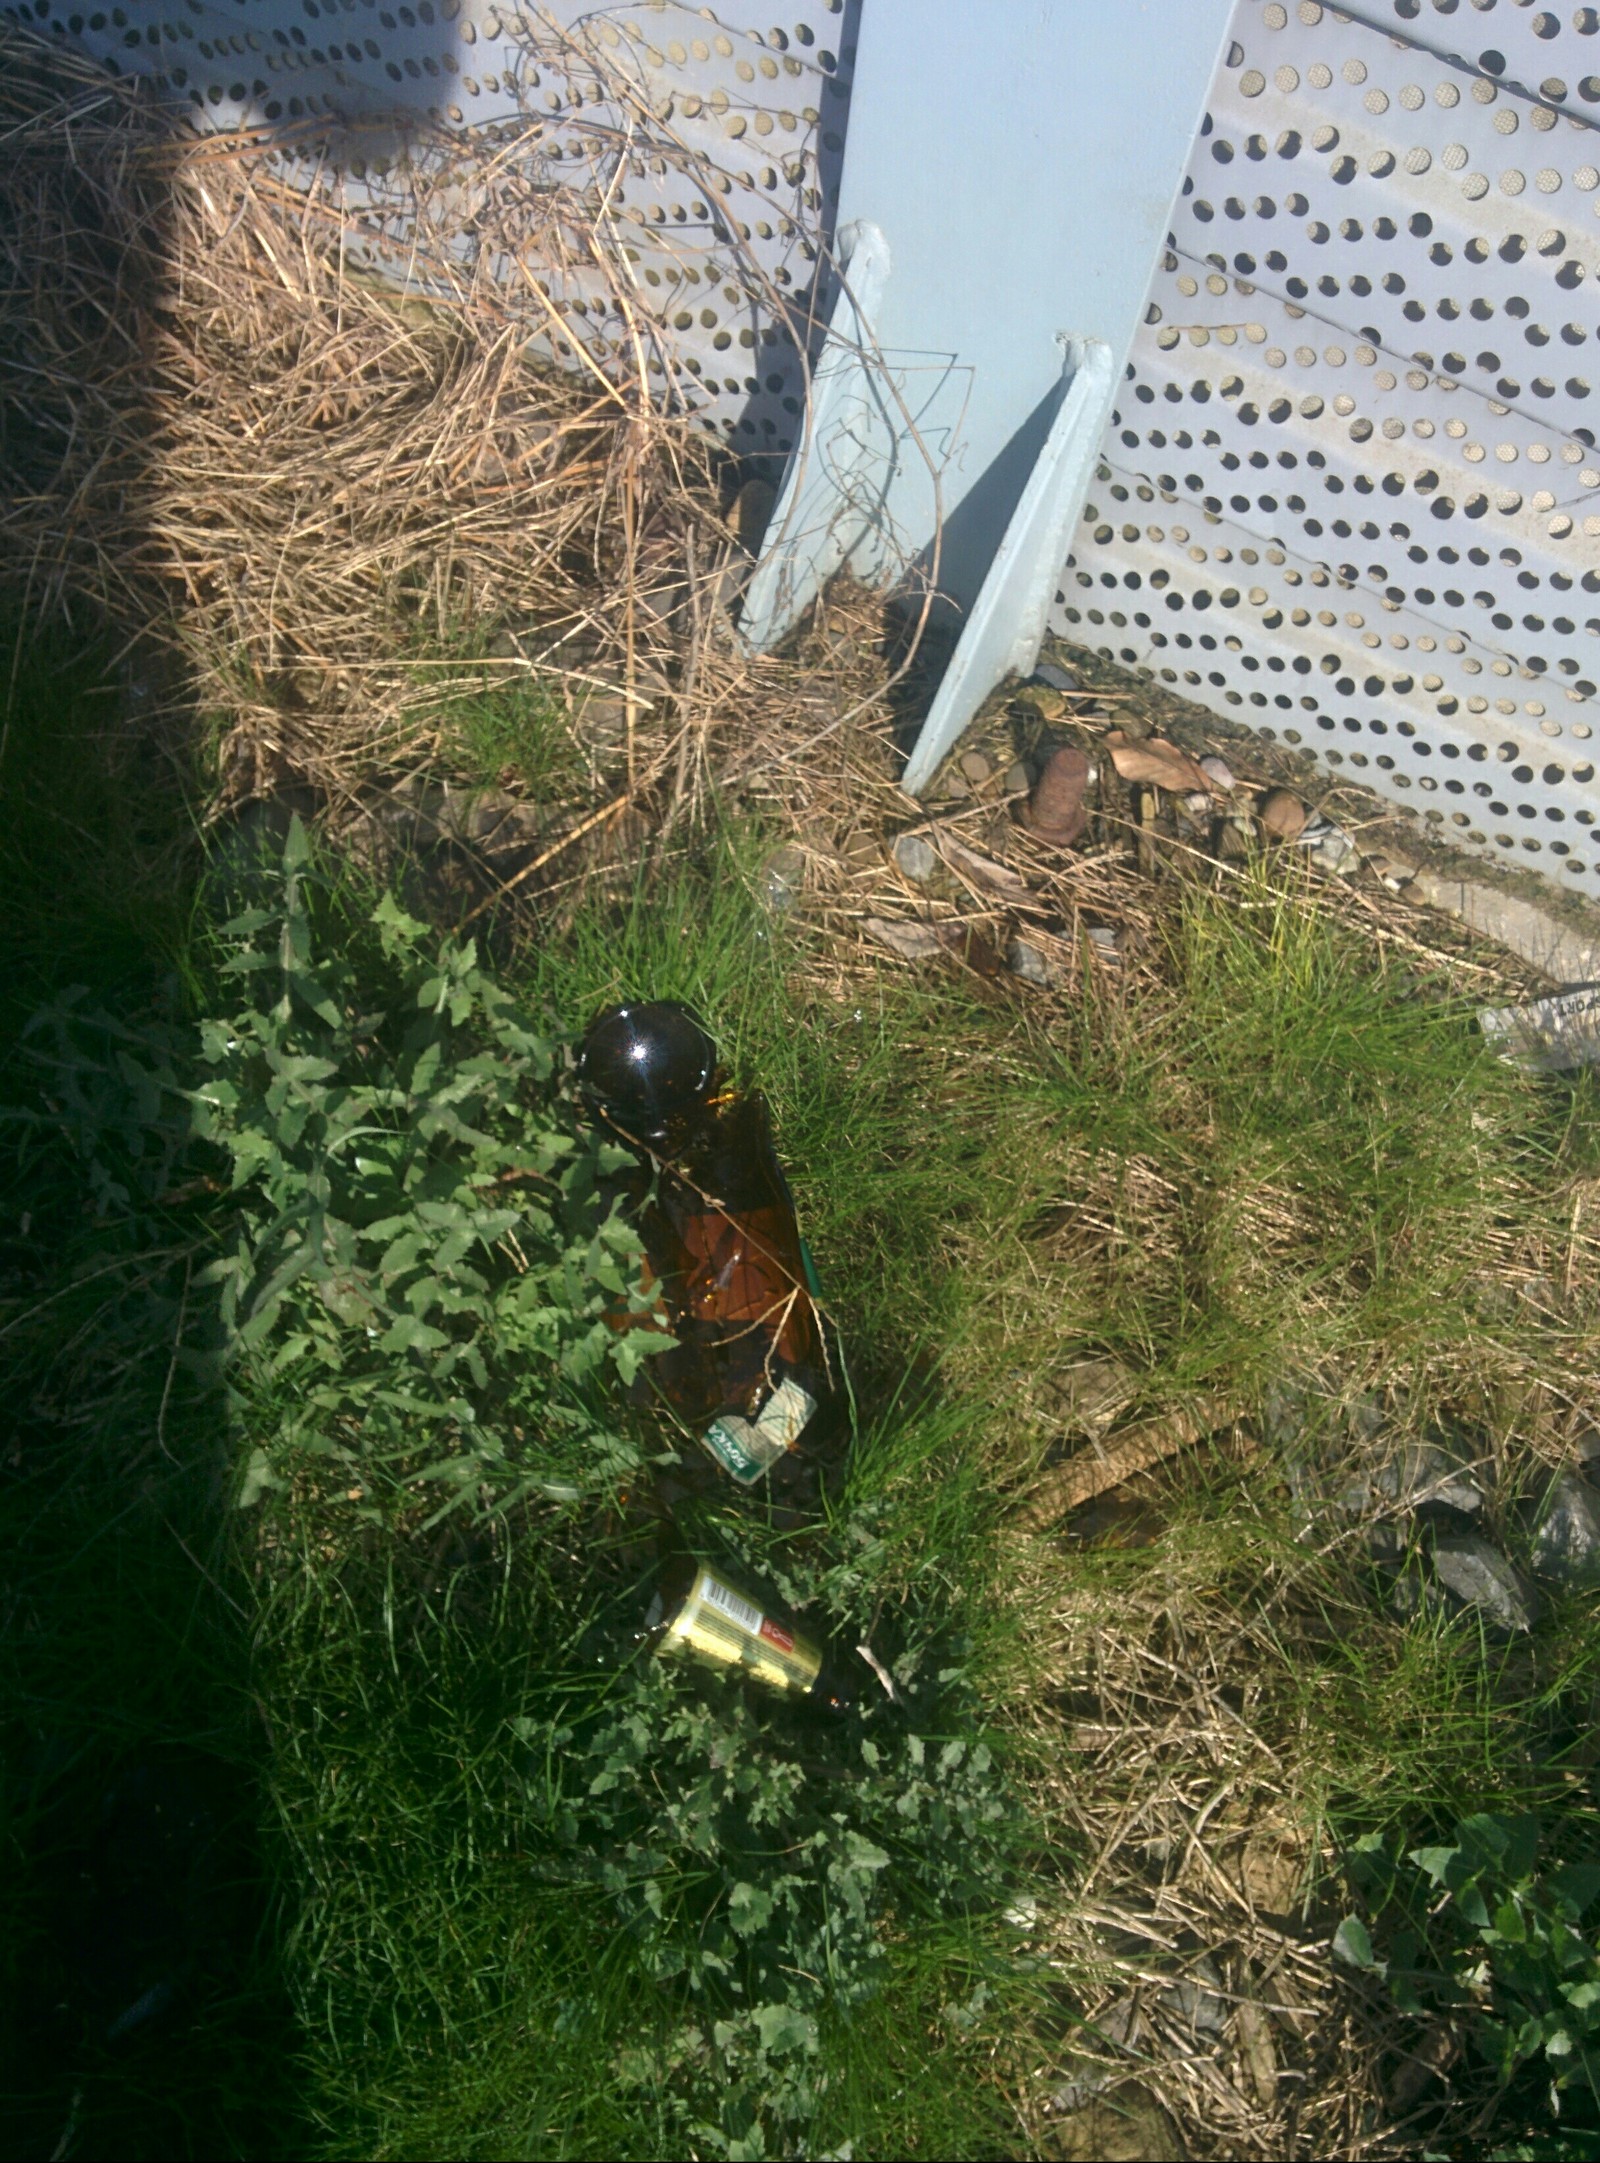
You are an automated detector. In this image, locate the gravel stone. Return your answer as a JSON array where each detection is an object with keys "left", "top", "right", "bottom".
[
  {"left": 1159, "top": 1956, "right": 1228, "bottom": 2038},
  {"left": 1258, "top": 787, "right": 1307, "bottom": 841},
  {"left": 1529, "top": 1469, "right": 1600, "bottom": 1590},
  {"left": 1007, "top": 939, "right": 1057, "bottom": 988},
  {"left": 1431, "top": 1535, "right": 1540, "bottom": 1634},
  {"left": 891, "top": 833, "right": 938, "bottom": 883},
  {"left": 1372, "top": 1440, "right": 1487, "bottom": 1520},
  {"left": 1033, "top": 661, "right": 1079, "bottom": 692},
  {"left": 1310, "top": 829, "right": 1360, "bottom": 877}
]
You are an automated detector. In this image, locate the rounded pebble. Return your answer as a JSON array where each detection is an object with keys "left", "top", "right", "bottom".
[
  {"left": 1258, "top": 787, "right": 1307, "bottom": 842},
  {"left": 892, "top": 833, "right": 938, "bottom": 883},
  {"left": 1007, "top": 939, "right": 1055, "bottom": 987}
]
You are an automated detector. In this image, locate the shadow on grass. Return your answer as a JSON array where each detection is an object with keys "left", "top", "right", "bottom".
[
  {"left": 0, "top": 648, "right": 306, "bottom": 2157},
  {"left": 0, "top": 32, "right": 314, "bottom": 2147}
]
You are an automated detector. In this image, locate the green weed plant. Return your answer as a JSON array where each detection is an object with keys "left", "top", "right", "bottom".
[
  {"left": 11, "top": 609, "right": 1600, "bottom": 2158},
  {"left": 5, "top": 819, "right": 1024, "bottom": 2159},
  {"left": 192, "top": 815, "right": 662, "bottom": 1518},
  {"left": 1338, "top": 1811, "right": 1600, "bottom": 2157}
]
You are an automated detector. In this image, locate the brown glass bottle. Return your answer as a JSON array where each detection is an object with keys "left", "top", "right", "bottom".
[{"left": 578, "top": 1002, "right": 838, "bottom": 1488}]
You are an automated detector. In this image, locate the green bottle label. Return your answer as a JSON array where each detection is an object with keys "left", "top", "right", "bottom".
[{"left": 701, "top": 1376, "right": 816, "bottom": 1485}]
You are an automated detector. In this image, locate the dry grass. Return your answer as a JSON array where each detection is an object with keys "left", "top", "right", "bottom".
[
  {"left": 0, "top": 21, "right": 914, "bottom": 876},
  {"left": 1013, "top": 1538, "right": 1384, "bottom": 2161}
]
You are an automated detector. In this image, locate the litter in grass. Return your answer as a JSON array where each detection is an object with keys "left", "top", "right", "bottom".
[
  {"left": 9, "top": 21, "right": 1600, "bottom": 2155},
  {"left": 577, "top": 999, "right": 837, "bottom": 1497},
  {"left": 1479, "top": 985, "right": 1600, "bottom": 1074},
  {"left": 649, "top": 1557, "right": 857, "bottom": 1714}
]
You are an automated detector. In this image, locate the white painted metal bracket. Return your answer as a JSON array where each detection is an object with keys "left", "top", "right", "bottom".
[
  {"left": 901, "top": 335, "right": 1117, "bottom": 796},
  {"left": 737, "top": 220, "right": 893, "bottom": 657}
]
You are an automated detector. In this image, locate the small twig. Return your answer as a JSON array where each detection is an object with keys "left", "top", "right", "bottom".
[{"left": 453, "top": 792, "right": 629, "bottom": 932}]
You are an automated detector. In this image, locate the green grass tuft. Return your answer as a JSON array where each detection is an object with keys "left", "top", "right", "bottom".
[{"left": 8, "top": 627, "right": 1600, "bottom": 2156}]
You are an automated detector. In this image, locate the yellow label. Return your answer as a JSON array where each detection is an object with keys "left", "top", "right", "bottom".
[{"left": 659, "top": 1565, "right": 823, "bottom": 1695}]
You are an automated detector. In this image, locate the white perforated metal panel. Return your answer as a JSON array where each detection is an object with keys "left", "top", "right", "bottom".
[
  {"left": 24, "top": 0, "right": 1600, "bottom": 895},
  {"left": 1055, "top": 0, "right": 1600, "bottom": 902},
  {"left": 3, "top": 0, "right": 855, "bottom": 462}
]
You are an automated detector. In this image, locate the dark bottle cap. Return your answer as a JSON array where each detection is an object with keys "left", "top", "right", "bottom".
[
  {"left": 808, "top": 1660, "right": 857, "bottom": 1717},
  {"left": 578, "top": 1000, "right": 718, "bottom": 1143}
]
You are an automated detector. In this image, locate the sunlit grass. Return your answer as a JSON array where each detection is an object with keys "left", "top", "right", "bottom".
[{"left": 7, "top": 611, "right": 1600, "bottom": 2156}]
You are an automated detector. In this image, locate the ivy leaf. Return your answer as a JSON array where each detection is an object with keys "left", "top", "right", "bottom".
[
  {"left": 728, "top": 1883, "right": 776, "bottom": 1938},
  {"left": 1332, "top": 1916, "right": 1379, "bottom": 1971},
  {"left": 753, "top": 2002, "right": 818, "bottom": 2057},
  {"left": 236, "top": 1447, "right": 283, "bottom": 1508}
]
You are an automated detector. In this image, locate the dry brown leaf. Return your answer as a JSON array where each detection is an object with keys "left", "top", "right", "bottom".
[
  {"left": 864, "top": 919, "right": 943, "bottom": 963},
  {"left": 1104, "top": 731, "right": 1215, "bottom": 795},
  {"left": 938, "top": 834, "right": 1032, "bottom": 898},
  {"left": 1385, "top": 2025, "right": 1458, "bottom": 2113},
  {"left": 865, "top": 916, "right": 1011, "bottom": 979},
  {"left": 934, "top": 920, "right": 1009, "bottom": 978}
]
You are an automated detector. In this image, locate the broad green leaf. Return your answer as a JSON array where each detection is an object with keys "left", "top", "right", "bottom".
[
  {"left": 1548, "top": 1865, "right": 1600, "bottom": 1920},
  {"left": 1493, "top": 1898, "right": 1528, "bottom": 1946},
  {"left": 236, "top": 1447, "right": 282, "bottom": 1507},
  {"left": 1332, "top": 1916, "right": 1378, "bottom": 1970},
  {"left": 376, "top": 1314, "right": 450, "bottom": 1355},
  {"left": 1458, "top": 1883, "right": 1491, "bottom": 1932},
  {"left": 842, "top": 1832, "right": 891, "bottom": 1874},
  {"left": 753, "top": 2003, "right": 818, "bottom": 2058},
  {"left": 1500, "top": 1812, "right": 1541, "bottom": 1884},
  {"left": 728, "top": 1883, "right": 776, "bottom": 1938},
  {"left": 1459, "top": 1813, "right": 1515, "bottom": 1868},
  {"left": 282, "top": 811, "right": 312, "bottom": 869},
  {"left": 1410, "top": 1844, "right": 1460, "bottom": 1889}
]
